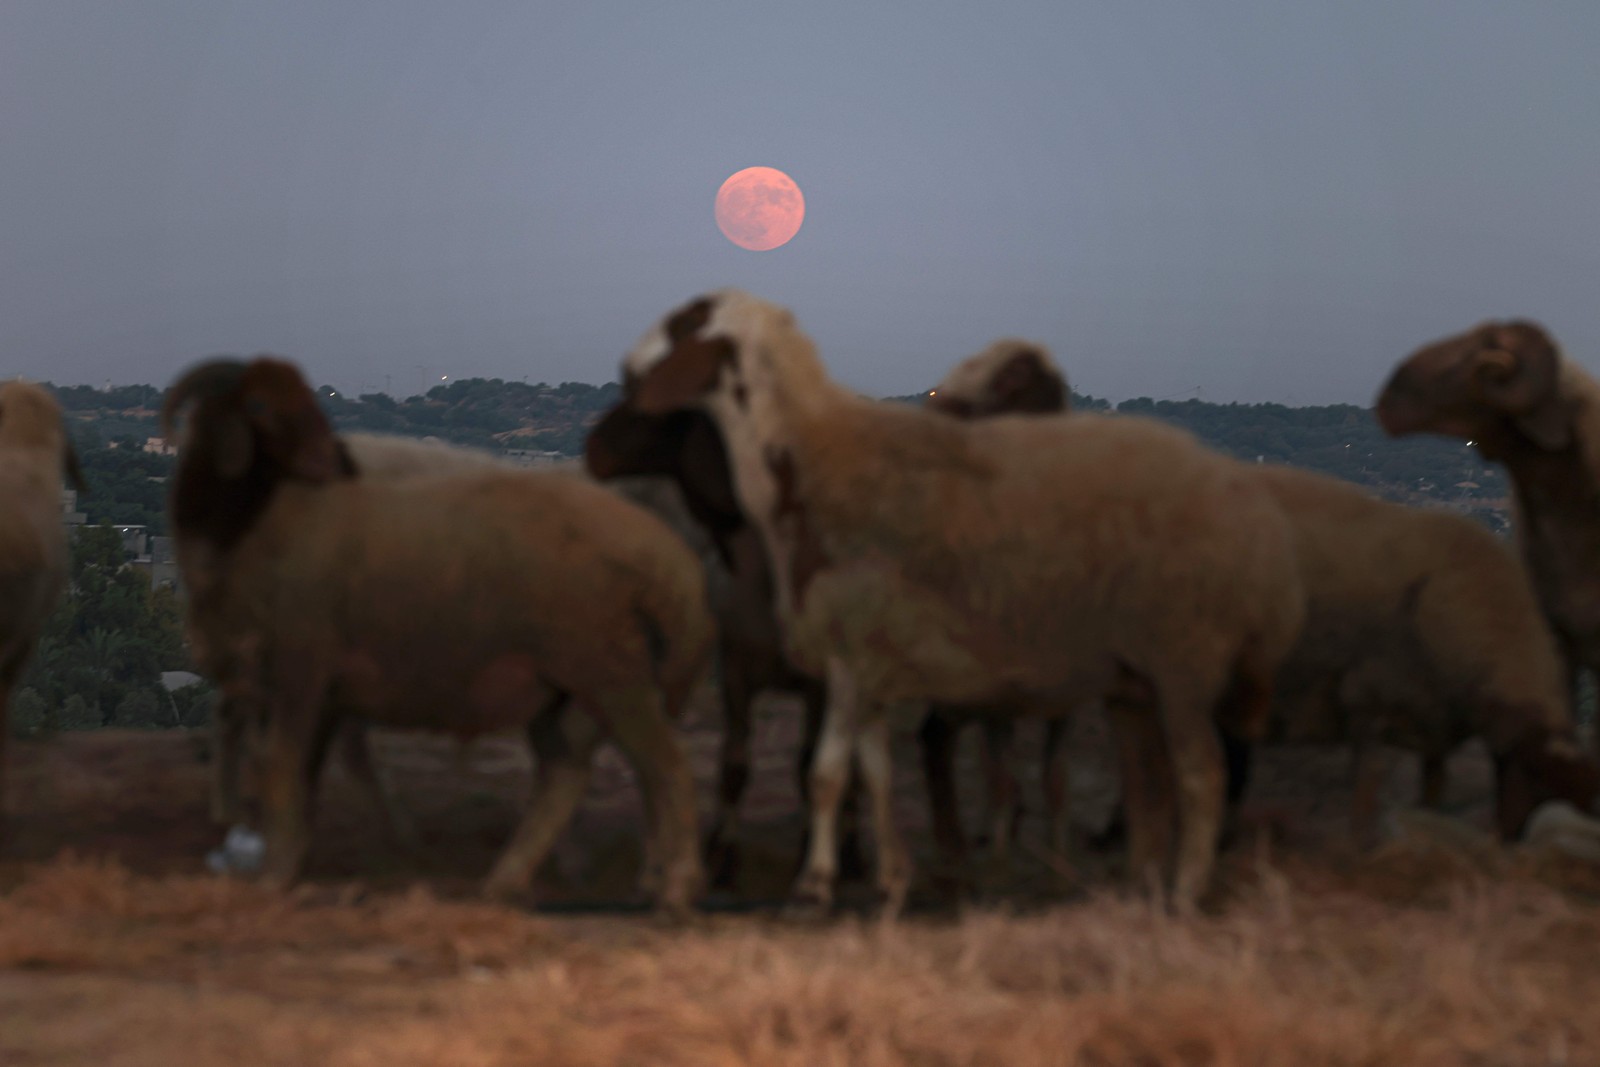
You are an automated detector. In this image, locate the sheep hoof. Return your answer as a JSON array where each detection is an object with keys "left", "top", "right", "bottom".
[
  {"left": 868, "top": 888, "right": 907, "bottom": 925},
  {"left": 705, "top": 837, "right": 742, "bottom": 891},
  {"left": 482, "top": 873, "right": 537, "bottom": 909},
  {"left": 256, "top": 868, "right": 299, "bottom": 894},
  {"left": 782, "top": 875, "right": 834, "bottom": 923},
  {"left": 651, "top": 898, "right": 702, "bottom": 929},
  {"left": 654, "top": 863, "right": 705, "bottom": 916},
  {"left": 205, "top": 824, "right": 266, "bottom": 876}
]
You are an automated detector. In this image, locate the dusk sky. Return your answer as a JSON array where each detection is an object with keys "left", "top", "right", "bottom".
[{"left": 2, "top": 2, "right": 1597, "bottom": 403}]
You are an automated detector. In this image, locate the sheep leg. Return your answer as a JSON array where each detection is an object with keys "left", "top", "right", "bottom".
[
  {"left": 789, "top": 658, "right": 860, "bottom": 915},
  {"left": 706, "top": 651, "right": 755, "bottom": 890},
  {"left": 483, "top": 701, "right": 600, "bottom": 905},
  {"left": 1418, "top": 752, "right": 1447, "bottom": 810},
  {"left": 1162, "top": 697, "right": 1228, "bottom": 916},
  {"left": 0, "top": 647, "right": 27, "bottom": 837},
  {"left": 1348, "top": 740, "right": 1397, "bottom": 851},
  {"left": 336, "top": 721, "right": 421, "bottom": 853},
  {"left": 856, "top": 711, "right": 911, "bottom": 920},
  {"left": 255, "top": 684, "right": 339, "bottom": 892},
  {"left": 209, "top": 692, "right": 248, "bottom": 826},
  {"left": 595, "top": 686, "right": 705, "bottom": 918},
  {"left": 0, "top": 647, "right": 31, "bottom": 845},
  {"left": 918, "top": 708, "right": 971, "bottom": 892},
  {"left": 209, "top": 674, "right": 270, "bottom": 829},
  {"left": 1042, "top": 715, "right": 1076, "bottom": 862},
  {"left": 1106, "top": 699, "right": 1175, "bottom": 900},
  {"left": 799, "top": 675, "right": 867, "bottom": 881},
  {"left": 0, "top": 683, "right": 9, "bottom": 846},
  {"left": 979, "top": 717, "right": 1020, "bottom": 879}
]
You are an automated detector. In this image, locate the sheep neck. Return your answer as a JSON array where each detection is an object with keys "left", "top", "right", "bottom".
[{"left": 701, "top": 347, "right": 848, "bottom": 631}]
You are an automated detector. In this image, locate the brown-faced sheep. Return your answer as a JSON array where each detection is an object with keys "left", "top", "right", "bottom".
[
  {"left": 934, "top": 339, "right": 1600, "bottom": 851},
  {"left": 203, "top": 431, "right": 722, "bottom": 879},
  {"left": 586, "top": 381, "right": 1047, "bottom": 896},
  {"left": 201, "top": 431, "right": 537, "bottom": 867},
  {"left": 585, "top": 404, "right": 870, "bottom": 891},
  {"left": 614, "top": 289, "right": 1306, "bottom": 916},
  {"left": 916, "top": 342, "right": 1131, "bottom": 875},
  {"left": 0, "top": 380, "right": 82, "bottom": 839},
  {"left": 163, "top": 357, "right": 712, "bottom": 914},
  {"left": 1376, "top": 321, "right": 1600, "bottom": 711}
]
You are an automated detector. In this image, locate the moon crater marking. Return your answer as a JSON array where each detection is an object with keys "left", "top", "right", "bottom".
[{"left": 715, "top": 166, "right": 805, "bottom": 251}]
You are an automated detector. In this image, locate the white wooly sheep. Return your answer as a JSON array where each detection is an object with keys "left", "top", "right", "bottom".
[
  {"left": 1377, "top": 321, "right": 1600, "bottom": 711},
  {"left": 931, "top": 339, "right": 1600, "bottom": 854},
  {"left": 0, "top": 380, "right": 81, "bottom": 835},
  {"left": 616, "top": 289, "right": 1306, "bottom": 916},
  {"left": 165, "top": 357, "right": 713, "bottom": 914}
]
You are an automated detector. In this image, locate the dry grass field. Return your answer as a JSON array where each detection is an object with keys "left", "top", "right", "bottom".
[{"left": 3, "top": 692, "right": 1598, "bottom": 1066}]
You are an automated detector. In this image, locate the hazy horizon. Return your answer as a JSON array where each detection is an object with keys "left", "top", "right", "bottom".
[{"left": 4, "top": 2, "right": 1598, "bottom": 405}]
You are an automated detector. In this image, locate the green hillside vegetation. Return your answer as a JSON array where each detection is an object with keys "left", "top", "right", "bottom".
[{"left": 50, "top": 376, "right": 1505, "bottom": 540}]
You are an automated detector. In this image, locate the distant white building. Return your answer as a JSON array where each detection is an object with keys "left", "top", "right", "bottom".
[
  {"left": 60, "top": 487, "right": 86, "bottom": 526},
  {"left": 160, "top": 670, "right": 203, "bottom": 692},
  {"left": 502, "top": 448, "right": 566, "bottom": 467},
  {"left": 112, "top": 524, "right": 149, "bottom": 558}
]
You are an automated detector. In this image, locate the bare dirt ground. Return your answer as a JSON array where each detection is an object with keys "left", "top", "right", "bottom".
[{"left": 4, "top": 691, "right": 1600, "bottom": 1065}]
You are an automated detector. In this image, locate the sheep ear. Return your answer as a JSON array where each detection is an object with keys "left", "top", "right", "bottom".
[
  {"left": 62, "top": 437, "right": 88, "bottom": 494},
  {"left": 238, "top": 365, "right": 346, "bottom": 484},
  {"left": 989, "top": 348, "right": 1066, "bottom": 414},
  {"left": 1477, "top": 324, "right": 1569, "bottom": 450},
  {"left": 632, "top": 336, "right": 737, "bottom": 414},
  {"left": 211, "top": 413, "right": 256, "bottom": 480}
]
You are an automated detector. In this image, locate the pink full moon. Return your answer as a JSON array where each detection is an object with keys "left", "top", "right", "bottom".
[{"left": 714, "top": 166, "right": 805, "bottom": 251}]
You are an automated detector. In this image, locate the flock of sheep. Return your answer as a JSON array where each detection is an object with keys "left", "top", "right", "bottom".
[{"left": 3, "top": 290, "right": 1600, "bottom": 923}]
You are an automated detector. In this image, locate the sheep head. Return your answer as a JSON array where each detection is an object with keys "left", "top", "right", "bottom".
[
  {"left": 622, "top": 289, "right": 818, "bottom": 418},
  {"left": 1376, "top": 320, "right": 1569, "bottom": 454},
  {"left": 165, "top": 355, "right": 352, "bottom": 553},
  {"left": 621, "top": 290, "right": 834, "bottom": 618},
  {"left": 584, "top": 404, "right": 743, "bottom": 531},
  {"left": 926, "top": 339, "right": 1067, "bottom": 419},
  {"left": 585, "top": 404, "right": 697, "bottom": 481},
  {"left": 164, "top": 356, "right": 347, "bottom": 485},
  {"left": 0, "top": 380, "right": 86, "bottom": 493}
]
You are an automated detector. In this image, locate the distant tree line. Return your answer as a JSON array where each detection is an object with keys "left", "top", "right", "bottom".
[{"left": 2, "top": 374, "right": 1514, "bottom": 736}]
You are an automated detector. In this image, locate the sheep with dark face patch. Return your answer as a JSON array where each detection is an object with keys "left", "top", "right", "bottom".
[
  {"left": 200, "top": 432, "right": 522, "bottom": 853},
  {"left": 164, "top": 357, "right": 712, "bottom": 915},
  {"left": 585, "top": 403, "right": 872, "bottom": 892},
  {"left": 202, "top": 430, "right": 728, "bottom": 884},
  {"left": 933, "top": 339, "right": 1600, "bottom": 852},
  {"left": 614, "top": 289, "right": 1306, "bottom": 916},
  {"left": 0, "top": 380, "right": 82, "bottom": 840}
]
